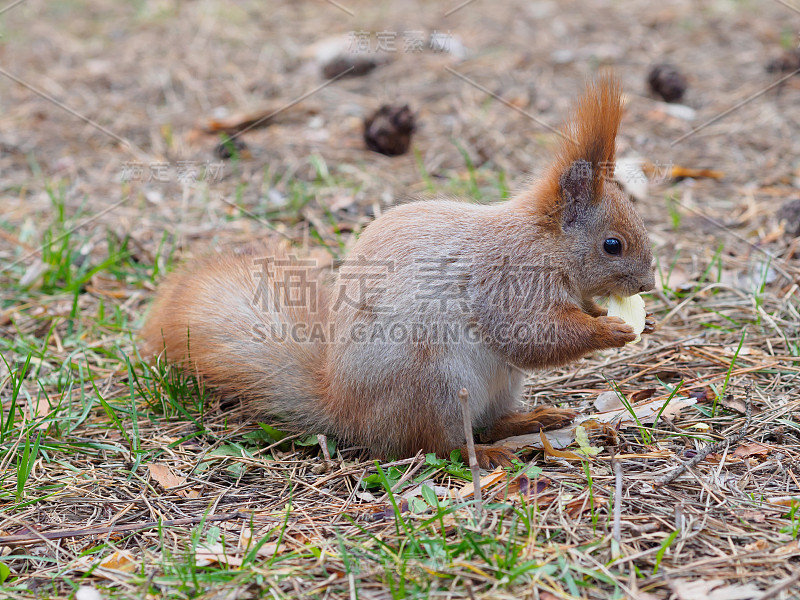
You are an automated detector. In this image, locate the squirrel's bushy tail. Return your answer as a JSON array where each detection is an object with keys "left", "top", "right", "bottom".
[{"left": 140, "top": 245, "right": 329, "bottom": 429}]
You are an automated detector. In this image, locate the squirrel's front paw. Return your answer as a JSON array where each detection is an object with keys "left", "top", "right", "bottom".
[
  {"left": 596, "top": 315, "right": 637, "bottom": 348},
  {"left": 469, "top": 445, "right": 520, "bottom": 469},
  {"left": 642, "top": 313, "right": 656, "bottom": 335}
]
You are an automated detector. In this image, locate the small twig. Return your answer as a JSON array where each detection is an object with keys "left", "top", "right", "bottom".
[
  {"left": 458, "top": 387, "right": 482, "bottom": 510},
  {"left": 655, "top": 386, "right": 752, "bottom": 487},
  {"left": 312, "top": 433, "right": 334, "bottom": 474},
  {"left": 317, "top": 434, "right": 332, "bottom": 462},
  {"left": 658, "top": 415, "right": 685, "bottom": 434},
  {"left": 612, "top": 451, "right": 622, "bottom": 558},
  {"left": 0, "top": 511, "right": 246, "bottom": 547}
]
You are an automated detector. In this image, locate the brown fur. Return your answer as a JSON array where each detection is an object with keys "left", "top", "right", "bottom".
[{"left": 141, "top": 76, "right": 656, "bottom": 461}]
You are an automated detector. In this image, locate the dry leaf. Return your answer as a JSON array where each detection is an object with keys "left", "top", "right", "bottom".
[
  {"left": 594, "top": 390, "right": 623, "bottom": 412},
  {"left": 539, "top": 430, "right": 584, "bottom": 461},
  {"left": 593, "top": 395, "right": 697, "bottom": 425},
  {"left": 195, "top": 541, "right": 279, "bottom": 567},
  {"left": 564, "top": 495, "right": 608, "bottom": 518},
  {"left": 372, "top": 500, "right": 409, "bottom": 521},
  {"left": 75, "top": 550, "right": 137, "bottom": 578},
  {"left": 148, "top": 464, "right": 186, "bottom": 491},
  {"left": 630, "top": 388, "right": 656, "bottom": 403},
  {"left": 739, "top": 510, "right": 767, "bottom": 523},
  {"left": 718, "top": 395, "right": 749, "bottom": 414},
  {"left": 100, "top": 550, "right": 137, "bottom": 573},
  {"left": 594, "top": 388, "right": 655, "bottom": 412},
  {"left": 668, "top": 578, "right": 760, "bottom": 600},
  {"left": 87, "top": 274, "right": 129, "bottom": 299},
  {"left": 195, "top": 543, "right": 245, "bottom": 567},
  {"left": 732, "top": 442, "right": 771, "bottom": 459},
  {"left": 507, "top": 476, "right": 551, "bottom": 501},
  {"left": 579, "top": 419, "right": 619, "bottom": 446},
  {"left": 458, "top": 468, "right": 507, "bottom": 498},
  {"left": 744, "top": 539, "right": 769, "bottom": 552}
]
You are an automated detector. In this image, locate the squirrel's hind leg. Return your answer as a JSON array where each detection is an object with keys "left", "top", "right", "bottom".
[{"left": 480, "top": 407, "right": 577, "bottom": 444}]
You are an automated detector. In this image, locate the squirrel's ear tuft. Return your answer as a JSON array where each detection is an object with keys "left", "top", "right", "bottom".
[
  {"left": 557, "top": 74, "right": 622, "bottom": 197},
  {"left": 530, "top": 74, "right": 623, "bottom": 227},
  {"left": 559, "top": 159, "right": 594, "bottom": 227}
]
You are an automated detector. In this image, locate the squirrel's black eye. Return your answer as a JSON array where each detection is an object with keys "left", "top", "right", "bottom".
[{"left": 603, "top": 238, "right": 622, "bottom": 255}]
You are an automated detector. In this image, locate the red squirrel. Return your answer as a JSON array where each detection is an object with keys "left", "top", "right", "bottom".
[{"left": 141, "top": 76, "right": 656, "bottom": 468}]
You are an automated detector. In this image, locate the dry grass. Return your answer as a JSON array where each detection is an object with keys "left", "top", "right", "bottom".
[{"left": 1, "top": 0, "right": 799, "bottom": 598}]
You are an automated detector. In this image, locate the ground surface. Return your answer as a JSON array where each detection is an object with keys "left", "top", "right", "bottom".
[{"left": 1, "top": 0, "right": 800, "bottom": 598}]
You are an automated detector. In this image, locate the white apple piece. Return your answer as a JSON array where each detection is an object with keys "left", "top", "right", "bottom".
[{"left": 607, "top": 293, "right": 646, "bottom": 344}]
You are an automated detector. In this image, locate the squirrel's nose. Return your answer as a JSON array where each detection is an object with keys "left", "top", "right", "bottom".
[{"left": 639, "top": 271, "right": 656, "bottom": 293}]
